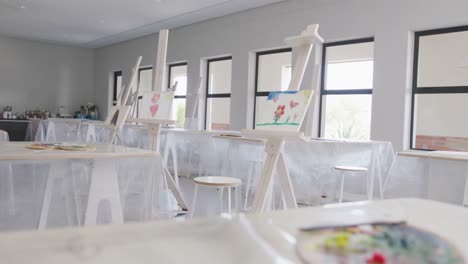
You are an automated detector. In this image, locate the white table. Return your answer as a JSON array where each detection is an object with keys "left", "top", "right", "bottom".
[
  {"left": 386, "top": 150, "right": 468, "bottom": 206},
  {"left": 30, "top": 119, "right": 396, "bottom": 205},
  {"left": 0, "top": 198, "right": 466, "bottom": 264},
  {"left": 0, "top": 142, "right": 164, "bottom": 231}
]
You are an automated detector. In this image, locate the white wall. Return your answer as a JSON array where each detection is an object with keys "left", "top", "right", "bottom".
[
  {"left": 0, "top": 36, "right": 94, "bottom": 115},
  {"left": 94, "top": 0, "right": 468, "bottom": 151}
]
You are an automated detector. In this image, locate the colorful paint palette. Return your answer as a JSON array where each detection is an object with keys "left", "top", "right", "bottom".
[
  {"left": 26, "top": 143, "right": 96, "bottom": 151},
  {"left": 296, "top": 222, "right": 463, "bottom": 264}
]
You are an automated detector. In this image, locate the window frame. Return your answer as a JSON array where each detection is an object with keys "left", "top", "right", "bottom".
[
  {"left": 112, "top": 70, "right": 122, "bottom": 105},
  {"left": 410, "top": 25, "right": 468, "bottom": 151},
  {"left": 253, "top": 48, "right": 293, "bottom": 128},
  {"left": 318, "top": 37, "right": 375, "bottom": 138},
  {"left": 168, "top": 62, "right": 188, "bottom": 99},
  {"left": 204, "top": 56, "right": 233, "bottom": 130},
  {"left": 135, "top": 66, "right": 153, "bottom": 117},
  {"left": 168, "top": 62, "right": 188, "bottom": 127}
]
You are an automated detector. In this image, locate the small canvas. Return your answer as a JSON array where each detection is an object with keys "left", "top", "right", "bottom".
[
  {"left": 140, "top": 91, "right": 175, "bottom": 120},
  {"left": 255, "top": 90, "right": 313, "bottom": 132}
]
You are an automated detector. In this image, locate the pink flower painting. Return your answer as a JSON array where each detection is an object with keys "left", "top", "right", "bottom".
[{"left": 273, "top": 105, "right": 286, "bottom": 123}]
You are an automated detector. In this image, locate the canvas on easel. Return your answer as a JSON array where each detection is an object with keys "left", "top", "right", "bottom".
[
  {"left": 139, "top": 91, "right": 175, "bottom": 120},
  {"left": 255, "top": 90, "right": 313, "bottom": 132}
]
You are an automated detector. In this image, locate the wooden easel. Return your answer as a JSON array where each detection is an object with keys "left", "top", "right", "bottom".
[
  {"left": 242, "top": 24, "right": 323, "bottom": 213},
  {"left": 126, "top": 29, "right": 188, "bottom": 212}
]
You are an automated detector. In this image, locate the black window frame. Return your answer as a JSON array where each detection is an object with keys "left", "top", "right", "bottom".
[
  {"left": 135, "top": 66, "right": 153, "bottom": 117},
  {"left": 204, "top": 56, "right": 233, "bottom": 130},
  {"left": 112, "top": 70, "right": 122, "bottom": 106},
  {"left": 410, "top": 25, "right": 468, "bottom": 151},
  {"left": 318, "top": 37, "right": 375, "bottom": 137},
  {"left": 168, "top": 62, "right": 188, "bottom": 99},
  {"left": 253, "top": 48, "right": 293, "bottom": 128}
]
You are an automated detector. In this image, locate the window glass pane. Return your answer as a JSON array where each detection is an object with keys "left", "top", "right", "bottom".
[
  {"left": 172, "top": 98, "right": 186, "bottom": 128},
  {"left": 208, "top": 59, "right": 232, "bottom": 94},
  {"left": 170, "top": 65, "right": 187, "bottom": 96},
  {"left": 257, "top": 51, "right": 292, "bottom": 92},
  {"left": 325, "top": 42, "right": 374, "bottom": 90},
  {"left": 207, "top": 98, "right": 230, "bottom": 131},
  {"left": 138, "top": 68, "right": 153, "bottom": 96},
  {"left": 114, "top": 73, "right": 122, "bottom": 104},
  {"left": 413, "top": 93, "right": 468, "bottom": 150},
  {"left": 322, "top": 94, "right": 372, "bottom": 140},
  {"left": 418, "top": 30, "right": 468, "bottom": 87}
]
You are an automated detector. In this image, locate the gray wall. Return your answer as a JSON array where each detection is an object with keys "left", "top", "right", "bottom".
[{"left": 0, "top": 36, "right": 94, "bottom": 115}]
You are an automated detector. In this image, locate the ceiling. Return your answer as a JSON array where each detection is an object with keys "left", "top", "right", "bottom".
[{"left": 0, "top": 0, "right": 285, "bottom": 48}]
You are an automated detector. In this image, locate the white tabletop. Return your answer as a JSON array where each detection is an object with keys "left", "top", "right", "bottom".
[
  {"left": 398, "top": 150, "right": 468, "bottom": 162},
  {"left": 0, "top": 142, "right": 158, "bottom": 161},
  {"left": 0, "top": 198, "right": 466, "bottom": 264}
]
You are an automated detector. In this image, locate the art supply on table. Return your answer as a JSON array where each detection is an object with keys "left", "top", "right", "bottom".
[{"left": 296, "top": 222, "right": 464, "bottom": 264}]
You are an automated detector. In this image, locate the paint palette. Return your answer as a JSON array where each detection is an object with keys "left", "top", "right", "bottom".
[
  {"left": 296, "top": 222, "right": 464, "bottom": 264},
  {"left": 26, "top": 143, "right": 96, "bottom": 151}
]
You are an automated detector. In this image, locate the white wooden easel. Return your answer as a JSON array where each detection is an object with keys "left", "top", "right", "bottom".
[
  {"left": 126, "top": 29, "right": 188, "bottom": 213},
  {"left": 242, "top": 24, "right": 323, "bottom": 213}
]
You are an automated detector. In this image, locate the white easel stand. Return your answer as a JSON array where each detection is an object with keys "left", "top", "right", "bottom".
[
  {"left": 127, "top": 118, "right": 188, "bottom": 212},
  {"left": 241, "top": 130, "right": 309, "bottom": 213}
]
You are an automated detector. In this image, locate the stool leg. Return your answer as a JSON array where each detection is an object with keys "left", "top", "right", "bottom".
[
  {"left": 339, "top": 171, "right": 345, "bottom": 203},
  {"left": 190, "top": 185, "right": 198, "bottom": 218},
  {"left": 218, "top": 187, "right": 224, "bottom": 214},
  {"left": 227, "top": 187, "right": 232, "bottom": 215},
  {"left": 235, "top": 187, "right": 240, "bottom": 213}
]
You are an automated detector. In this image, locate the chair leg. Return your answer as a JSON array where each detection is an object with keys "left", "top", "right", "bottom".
[
  {"left": 190, "top": 185, "right": 198, "bottom": 219},
  {"left": 339, "top": 171, "right": 345, "bottom": 203}
]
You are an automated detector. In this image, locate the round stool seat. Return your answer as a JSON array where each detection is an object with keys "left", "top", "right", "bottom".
[
  {"left": 193, "top": 176, "right": 241, "bottom": 187},
  {"left": 334, "top": 166, "right": 368, "bottom": 172}
]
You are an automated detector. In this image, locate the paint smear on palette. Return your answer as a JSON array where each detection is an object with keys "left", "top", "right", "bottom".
[
  {"left": 255, "top": 90, "right": 313, "bottom": 132},
  {"left": 140, "top": 91, "right": 175, "bottom": 120}
]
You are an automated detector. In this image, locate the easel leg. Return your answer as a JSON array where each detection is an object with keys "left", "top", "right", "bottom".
[
  {"left": 276, "top": 153, "right": 298, "bottom": 209},
  {"left": 252, "top": 150, "right": 281, "bottom": 213}
]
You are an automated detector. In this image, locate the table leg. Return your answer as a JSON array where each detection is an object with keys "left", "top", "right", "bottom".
[{"left": 84, "top": 159, "right": 123, "bottom": 226}]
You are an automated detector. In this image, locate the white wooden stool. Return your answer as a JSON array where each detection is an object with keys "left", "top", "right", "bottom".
[
  {"left": 334, "top": 166, "right": 369, "bottom": 203},
  {"left": 190, "top": 176, "right": 241, "bottom": 218}
]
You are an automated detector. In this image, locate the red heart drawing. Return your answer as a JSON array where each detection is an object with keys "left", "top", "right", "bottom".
[
  {"left": 151, "top": 94, "right": 161, "bottom": 103},
  {"left": 290, "top": 100, "right": 299, "bottom": 109},
  {"left": 150, "top": 104, "right": 159, "bottom": 117}
]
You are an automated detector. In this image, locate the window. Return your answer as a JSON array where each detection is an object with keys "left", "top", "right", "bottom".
[
  {"left": 253, "top": 48, "right": 292, "bottom": 127},
  {"left": 412, "top": 26, "right": 468, "bottom": 151},
  {"left": 112, "top": 71, "right": 122, "bottom": 106},
  {"left": 133, "top": 67, "right": 153, "bottom": 118},
  {"left": 319, "top": 38, "right": 374, "bottom": 140},
  {"left": 168, "top": 63, "right": 187, "bottom": 128},
  {"left": 205, "top": 57, "right": 232, "bottom": 130}
]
